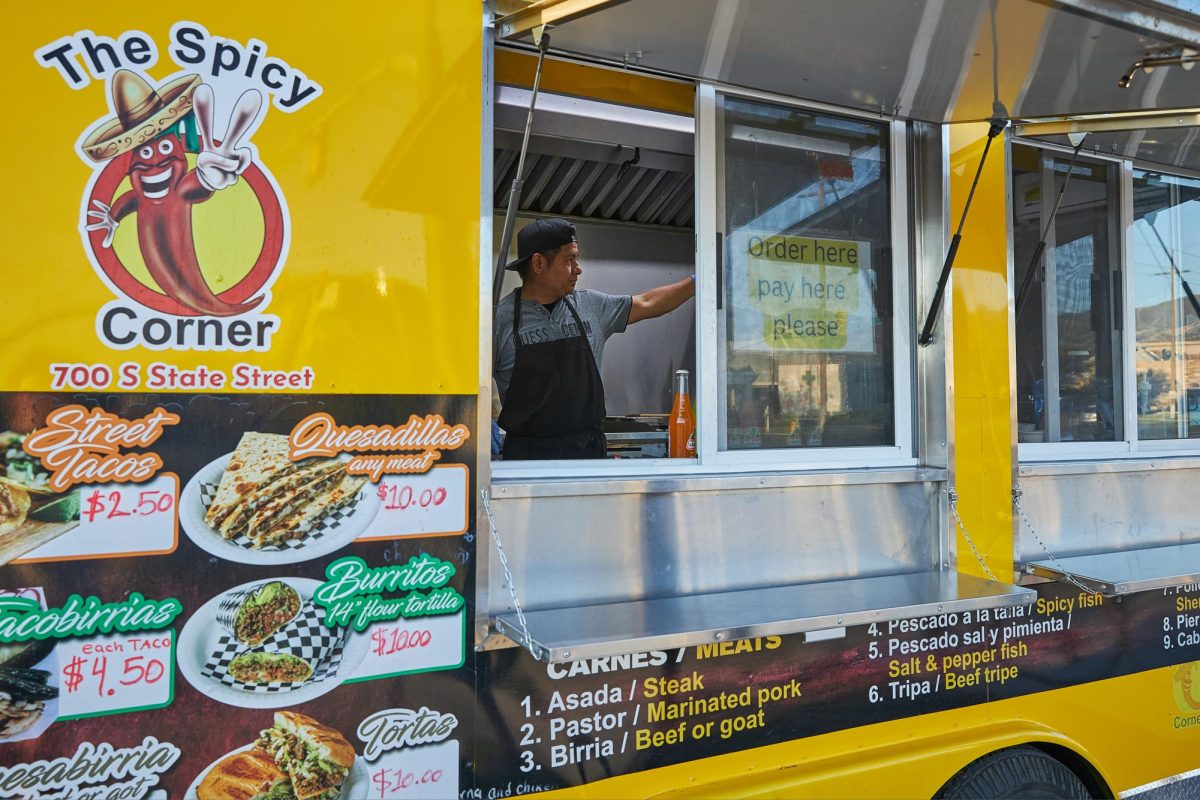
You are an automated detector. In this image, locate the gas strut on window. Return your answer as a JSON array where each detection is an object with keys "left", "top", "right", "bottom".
[
  {"left": 1142, "top": 208, "right": 1200, "bottom": 323},
  {"left": 493, "top": 29, "right": 551, "bottom": 307},
  {"left": 917, "top": 116, "right": 1007, "bottom": 346},
  {"left": 1013, "top": 132, "right": 1088, "bottom": 322}
]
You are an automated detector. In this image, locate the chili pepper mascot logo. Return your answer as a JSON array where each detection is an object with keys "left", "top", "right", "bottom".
[
  {"left": 79, "top": 68, "right": 287, "bottom": 350},
  {"left": 83, "top": 69, "right": 278, "bottom": 315},
  {"left": 1172, "top": 661, "right": 1200, "bottom": 718}
]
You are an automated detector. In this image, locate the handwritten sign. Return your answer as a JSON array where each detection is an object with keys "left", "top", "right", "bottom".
[
  {"left": 367, "top": 740, "right": 457, "bottom": 800},
  {"left": 358, "top": 466, "right": 467, "bottom": 541},
  {"left": 347, "top": 612, "right": 464, "bottom": 683},
  {"left": 18, "top": 475, "right": 178, "bottom": 563},
  {"left": 58, "top": 631, "right": 174, "bottom": 720}
]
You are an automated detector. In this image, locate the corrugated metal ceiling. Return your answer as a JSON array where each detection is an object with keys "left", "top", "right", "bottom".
[{"left": 494, "top": 87, "right": 695, "bottom": 229}]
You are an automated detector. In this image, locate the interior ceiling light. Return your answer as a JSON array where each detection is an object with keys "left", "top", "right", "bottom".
[
  {"left": 1119, "top": 45, "right": 1199, "bottom": 88},
  {"left": 1013, "top": 108, "right": 1200, "bottom": 137}
]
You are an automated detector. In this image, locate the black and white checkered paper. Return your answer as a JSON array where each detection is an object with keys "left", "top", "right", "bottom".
[
  {"left": 201, "top": 589, "right": 347, "bottom": 693},
  {"left": 199, "top": 481, "right": 365, "bottom": 552}
]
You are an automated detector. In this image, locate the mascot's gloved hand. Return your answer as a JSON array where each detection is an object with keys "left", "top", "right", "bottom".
[{"left": 193, "top": 84, "right": 262, "bottom": 192}]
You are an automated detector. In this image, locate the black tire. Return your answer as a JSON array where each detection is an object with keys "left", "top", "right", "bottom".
[{"left": 936, "top": 745, "right": 1094, "bottom": 799}]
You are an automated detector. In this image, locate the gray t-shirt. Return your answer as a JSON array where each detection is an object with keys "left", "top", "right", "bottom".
[{"left": 493, "top": 288, "right": 633, "bottom": 402}]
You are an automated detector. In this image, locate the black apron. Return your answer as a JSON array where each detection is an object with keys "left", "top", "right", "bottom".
[{"left": 498, "top": 289, "right": 607, "bottom": 460}]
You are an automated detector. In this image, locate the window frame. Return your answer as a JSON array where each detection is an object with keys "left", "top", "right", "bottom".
[
  {"left": 1127, "top": 161, "right": 1200, "bottom": 455},
  {"left": 1013, "top": 138, "right": 1200, "bottom": 462},
  {"left": 490, "top": 83, "right": 918, "bottom": 481},
  {"left": 701, "top": 85, "right": 915, "bottom": 469}
]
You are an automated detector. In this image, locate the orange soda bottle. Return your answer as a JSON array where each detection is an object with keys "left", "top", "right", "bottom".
[{"left": 669, "top": 369, "right": 697, "bottom": 458}]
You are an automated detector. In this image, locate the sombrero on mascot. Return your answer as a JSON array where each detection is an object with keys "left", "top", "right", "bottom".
[{"left": 81, "top": 69, "right": 201, "bottom": 162}]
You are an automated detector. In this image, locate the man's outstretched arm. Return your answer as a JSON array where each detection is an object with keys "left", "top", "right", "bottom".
[{"left": 627, "top": 275, "right": 696, "bottom": 324}]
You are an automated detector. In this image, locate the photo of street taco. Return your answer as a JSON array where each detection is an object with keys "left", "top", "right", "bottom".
[
  {"left": 0, "top": 431, "right": 81, "bottom": 567},
  {"left": 0, "top": 431, "right": 55, "bottom": 495},
  {"left": 228, "top": 652, "right": 313, "bottom": 684},
  {"left": 234, "top": 581, "right": 302, "bottom": 646},
  {"left": 256, "top": 712, "right": 355, "bottom": 800},
  {"left": 180, "top": 432, "right": 379, "bottom": 565},
  {"left": 0, "top": 484, "right": 30, "bottom": 536}
]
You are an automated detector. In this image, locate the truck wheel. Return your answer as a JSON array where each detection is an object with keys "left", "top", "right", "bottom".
[{"left": 936, "top": 745, "right": 1092, "bottom": 799}]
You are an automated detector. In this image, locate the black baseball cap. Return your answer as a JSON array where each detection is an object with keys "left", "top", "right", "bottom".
[{"left": 505, "top": 218, "right": 578, "bottom": 270}]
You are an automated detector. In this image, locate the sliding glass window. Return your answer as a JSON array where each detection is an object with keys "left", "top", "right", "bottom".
[
  {"left": 1012, "top": 144, "right": 1122, "bottom": 445},
  {"left": 1132, "top": 170, "right": 1200, "bottom": 441},
  {"left": 720, "top": 96, "right": 895, "bottom": 452}
]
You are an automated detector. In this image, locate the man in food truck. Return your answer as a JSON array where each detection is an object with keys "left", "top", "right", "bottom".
[{"left": 494, "top": 218, "right": 695, "bottom": 460}]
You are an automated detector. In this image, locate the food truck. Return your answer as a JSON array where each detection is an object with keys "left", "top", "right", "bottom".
[{"left": 5, "top": 0, "right": 1200, "bottom": 797}]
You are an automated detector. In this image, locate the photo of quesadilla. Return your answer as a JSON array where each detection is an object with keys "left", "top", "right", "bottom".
[
  {"left": 182, "top": 432, "right": 378, "bottom": 563},
  {"left": 190, "top": 712, "right": 364, "bottom": 800},
  {"left": 204, "top": 432, "right": 301, "bottom": 528},
  {"left": 250, "top": 474, "right": 367, "bottom": 548},
  {"left": 0, "top": 431, "right": 81, "bottom": 567},
  {"left": 229, "top": 652, "right": 314, "bottom": 684}
]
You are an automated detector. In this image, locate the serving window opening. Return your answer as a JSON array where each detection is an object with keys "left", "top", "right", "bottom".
[{"left": 490, "top": 73, "right": 698, "bottom": 466}]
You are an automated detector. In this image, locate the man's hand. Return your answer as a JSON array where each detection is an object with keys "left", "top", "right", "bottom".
[
  {"left": 193, "top": 84, "right": 262, "bottom": 192},
  {"left": 628, "top": 275, "right": 696, "bottom": 324}
]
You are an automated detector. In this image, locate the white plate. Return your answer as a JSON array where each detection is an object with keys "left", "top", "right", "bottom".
[
  {"left": 185, "top": 742, "right": 368, "bottom": 799},
  {"left": 0, "top": 645, "right": 59, "bottom": 743},
  {"left": 177, "top": 578, "right": 369, "bottom": 709},
  {"left": 180, "top": 453, "right": 380, "bottom": 566}
]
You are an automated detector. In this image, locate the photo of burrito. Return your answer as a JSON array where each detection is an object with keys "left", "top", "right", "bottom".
[
  {"left": 234, "top": 581, "right": 302, "bottom": 646},
  {"left": 192, "top": 711, "right": 363, "bottom": 800},
  {"left": 0, "top": 431, "right": 81, "bottom": 567},
  {"left": 181, "top": 432, "right": 378, "bottom": 565},
  {"left": 179, "top": 577, "right": 366, "bottom": 708},
  {"left": 229, "top": 652, "right": 314, "bottom": 685}
]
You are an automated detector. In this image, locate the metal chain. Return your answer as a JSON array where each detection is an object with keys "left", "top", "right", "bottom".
[
  {"left": 946, "top": 488, "right": 1000, "bottom": 582},
  {"left": 480, "top": 489, "right": 538, "bottom": 658},
  {"left": 1012, "top": 486, "right": 1099, "bottom": 595}
]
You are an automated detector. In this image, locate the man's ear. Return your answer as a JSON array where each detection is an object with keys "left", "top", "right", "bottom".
[{"left": 529, "top": 253, "right": 545, "bottom": 275}]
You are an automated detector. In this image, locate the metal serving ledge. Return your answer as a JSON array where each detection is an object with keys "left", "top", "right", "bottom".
[
  {"left": 1025, "top": 542, "right": 1200, "bottom": 596},
  {"left": 495, "top": 571, "right": 1035, "bottom": 663}
]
